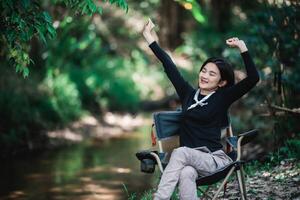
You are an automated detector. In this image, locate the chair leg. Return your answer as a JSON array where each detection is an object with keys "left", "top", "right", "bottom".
[
  {"left": 223, "top": 182, "right": 227, "bottom": 197},
  {"left": 240, "top": 165, "right": 247, "bottom": 199},
  {"left": 212, "top": 167, "right": 235, "bottom": 200},
  {"left": 236, "top": 169, "right": 247, "bottom": 200}
]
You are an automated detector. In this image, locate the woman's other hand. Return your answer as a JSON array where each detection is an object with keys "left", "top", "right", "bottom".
[
  {"left": 226, "top": 37, "right": 248, "bottom": 53},
  {"left": 143, "top": 18, "right": 156, "bottom": 45}
]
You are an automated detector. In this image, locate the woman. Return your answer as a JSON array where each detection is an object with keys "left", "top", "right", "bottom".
[{"left": 142, "top": 19, "right": 259, "bottom": 200}]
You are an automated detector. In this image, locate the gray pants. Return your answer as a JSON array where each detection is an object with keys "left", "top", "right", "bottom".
[{"left": 153, "top": 146, "right": 232, "bottom": 200}]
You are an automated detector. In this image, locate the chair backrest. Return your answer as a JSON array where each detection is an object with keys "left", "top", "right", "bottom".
[
  {"left": 153, "top": 111, "right": 181, "bottom": 139},
  {"left": 152, "top": 111, "right": 233, "bottom": 160}
]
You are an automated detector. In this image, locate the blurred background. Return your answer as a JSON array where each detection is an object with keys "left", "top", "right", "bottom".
[{"left": 0, "top": 0, "right": 299, "bottom": 199}]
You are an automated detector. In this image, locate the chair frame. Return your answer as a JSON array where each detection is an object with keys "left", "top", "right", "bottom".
[{"left": 136, "top": 112, "right": 258, "bottom": 200}]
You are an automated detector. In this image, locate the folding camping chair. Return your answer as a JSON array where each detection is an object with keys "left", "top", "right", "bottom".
[{"left": 136, "top": 111, "right": 258, "bottom": 200}]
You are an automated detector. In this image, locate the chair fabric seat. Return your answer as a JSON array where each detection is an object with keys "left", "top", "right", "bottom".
[{"left": 196, "top": 161, "right": 244, "bottom": 186}]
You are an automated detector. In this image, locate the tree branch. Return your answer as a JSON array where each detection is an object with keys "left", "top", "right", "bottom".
[{"left": 270, "top": 105, "right": 300, "bottom": 115}]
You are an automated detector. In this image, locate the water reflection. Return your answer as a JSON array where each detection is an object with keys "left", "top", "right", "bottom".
[{"left": 0, "top": 128, "right": 157, "bottom": 200}]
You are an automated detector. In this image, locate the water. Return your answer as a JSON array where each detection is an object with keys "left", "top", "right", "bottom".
[{"left": 0, "top": 128, "right": 158, "bottom": 200}]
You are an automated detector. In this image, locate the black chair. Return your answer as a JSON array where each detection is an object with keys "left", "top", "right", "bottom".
[{"left": 136, "top": 111, "right": 258, "bottom": 200}]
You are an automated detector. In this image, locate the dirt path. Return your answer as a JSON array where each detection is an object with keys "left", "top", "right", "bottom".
[{"left": 205, "top": 159, "right": 300, "bottom": 200}]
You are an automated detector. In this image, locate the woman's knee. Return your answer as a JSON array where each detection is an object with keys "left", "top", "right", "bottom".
[
  {"left": 169, "top": 147, "right": 193, "bottom": 165},
  {"left": 179, "top": 166, "right": 198, "bottom": 181}
]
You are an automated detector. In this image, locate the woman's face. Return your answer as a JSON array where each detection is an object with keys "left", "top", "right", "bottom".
[{"left": 198, "top": 62, "right": 223, "bottom": 91}]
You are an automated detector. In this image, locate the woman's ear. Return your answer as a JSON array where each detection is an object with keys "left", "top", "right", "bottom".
[{"left": 218, "top": 80, "right": 227, "bottom": 88}]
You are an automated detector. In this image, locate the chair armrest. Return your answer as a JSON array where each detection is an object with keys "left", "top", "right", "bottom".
[
  {"left": 226, "top": 136, "right": 238, "bottom": 149},
  {"left": 136, "top": 150, "right": 159, "bottom": 161},
  {"left": 226, "top": 129, "right": 258, "bottom": 161},
  {"left": 238, "top": 129, "right": 258, "bottom": 146},
  {"left": 235, "top": 129, "right": 258, "bottom": 161},
  {"left": 136, "top": 150, "right": 165, "bottom": 173}
]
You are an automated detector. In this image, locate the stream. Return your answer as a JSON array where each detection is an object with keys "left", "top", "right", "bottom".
[{"left": 0, "top": 128, "right": 157, "bottom": 200}]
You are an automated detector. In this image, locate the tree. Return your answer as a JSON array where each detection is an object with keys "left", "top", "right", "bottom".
[
  {"left": 0, "top": 0, "right": 128, "bottom": 77},
  {"left": 157, "top": 0, "right": 205, "bottom": 49},
  {"left": 245, "top": 0, "right": 300, "bottom": 153}
]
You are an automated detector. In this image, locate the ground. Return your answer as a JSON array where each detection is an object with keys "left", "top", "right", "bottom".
[{"left": 202, "top": 159, "right": 300, "bottom": 200}]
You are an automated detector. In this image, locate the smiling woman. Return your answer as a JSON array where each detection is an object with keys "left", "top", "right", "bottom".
[
  {"left": 198, "top": 56, "right": 235, "bottom": 95},
  {"left": 142, "top": 18, "right": 259, "bottom": 200}
]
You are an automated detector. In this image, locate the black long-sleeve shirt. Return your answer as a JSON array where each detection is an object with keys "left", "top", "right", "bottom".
[{"left": 149, "top": 41, "right": 259, "bottom": 152}]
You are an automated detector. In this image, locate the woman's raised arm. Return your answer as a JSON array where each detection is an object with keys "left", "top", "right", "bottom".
[
  {"left": 142, "top": 18, "right": 193, "bottom": 101},
  {"left": 223, "top": 38, "right": 260, "bottom": 105},
  {"left": 142, "top": 18, "right": 156, "bottom": 45}
]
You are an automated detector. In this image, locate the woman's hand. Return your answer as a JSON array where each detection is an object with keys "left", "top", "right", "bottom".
[
  {"left": 143, "top": 18, "right": 157, "bottom": 45},
  {"left": 226, "top": 37, "right": 248, "bottom": 53}
]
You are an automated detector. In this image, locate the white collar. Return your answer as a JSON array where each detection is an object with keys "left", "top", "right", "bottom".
[{"left": 187, "top": 89, "right": 215, "bottom": 110}]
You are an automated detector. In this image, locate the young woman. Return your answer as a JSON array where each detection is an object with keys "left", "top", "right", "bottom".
[{"left": 142, "top": 19, "right": 259, "bottom": 200}]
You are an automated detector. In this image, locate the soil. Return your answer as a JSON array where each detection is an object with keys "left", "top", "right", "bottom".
[{"left": 204, "top": 159, "right": 300, "bottom": 200}]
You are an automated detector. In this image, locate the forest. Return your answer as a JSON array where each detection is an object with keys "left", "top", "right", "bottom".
[{"left": 0, "top": 0, "right": 299, "bottom": 199}]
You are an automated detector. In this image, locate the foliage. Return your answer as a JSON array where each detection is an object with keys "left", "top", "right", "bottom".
[
  {"left": 42, "top": 70, "right": 82, "bottom": 123},
  {"left": 245, "top": 1, "right": 300, "bottom": 152},
  {"left": 0, "top": 66, "right": 83, "bottom": 154},
  {"left": 249, "top": 1, "right": 300, "bottom": 105},
  {"left": 279, "top": 139, "right": 300, "bottom": 160},
  {"left": 44, "top": 16, "right": 142, "bottom": 112},
  {"left": 1, "top": 0, "right": 172, "bottom": 154},
  {"left": 57, "top": 0, "right": 128, "bottom": 15},
  {"left": 179, "top": 0, "right": 300, "bottom": 152},
  {"left": 0, "top": 0, "right": 128, "bottom": 77},
  {"left": 176, "top": 0, "right": 205, "bottom": 23},
  {"left": 245, "top": 142, "right": 300, "bottom": 177},
  {"left": 0, "top": 0, "right": 54, "bottom": 77},
  {"left": 0, "top": 0, "right": 299, "bottom": 159}
]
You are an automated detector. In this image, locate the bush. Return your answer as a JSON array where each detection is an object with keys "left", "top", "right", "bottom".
[{"left": 42, "top": 70, "right": 82, "bottom": 123}]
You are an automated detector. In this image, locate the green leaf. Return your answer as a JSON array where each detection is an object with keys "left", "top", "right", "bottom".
[
  {"left": 87, "top": 0, "right": 97, "bottom": 13},
  {"left": 43, "top": 11, "right": 52, "bottom": 23},
  {"left": 190, "top": 1, "right": 205, "bottom": 23},
  {"left": 82, "top": 4, "right": 89, "bottom": 15},
  {"left": 47, "top": 24, "right": 57, "bottom": 39},
  {"left": 23, "top": 67, "right": 29, "bottom": 78},
  {"left": 176, "top": 0, "right": 205, "bottom": 23},
  {"left": 97, "top": 6, "right": 103, "bottom": 14},
  {"left": 16, "top": 64, "right": 22, "bottom": 73},
  {"left": 105, "top": 0, "right": 128, "bottom": 13},
  {"left": 38, "top": 30, "right": 47, "bottom": 44},
  {"left": 21, "top": 0, "right": 30, "bottom": 9}
]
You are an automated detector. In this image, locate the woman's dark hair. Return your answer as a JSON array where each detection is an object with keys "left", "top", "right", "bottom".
[{"left": 200, "top": 57, "right": 235, "bottom": 88}]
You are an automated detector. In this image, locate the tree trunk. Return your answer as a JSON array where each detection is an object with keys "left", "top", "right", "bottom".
[
  {"left": 158, "top": 0, "right": 186, "bottom": 49},
  {"left": 210, "top": 0, "right": 232, "bottom": 32}
]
